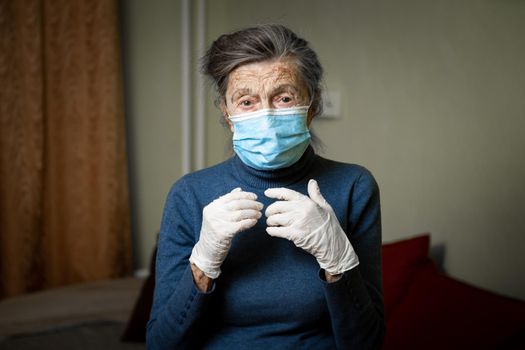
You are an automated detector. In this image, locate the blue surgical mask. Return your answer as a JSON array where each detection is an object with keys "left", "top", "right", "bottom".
[{"left": 228, "top": 105, "right": 311, "bottom": 170}]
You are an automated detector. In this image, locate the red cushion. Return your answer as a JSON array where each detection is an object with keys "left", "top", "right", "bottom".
[
  {"left": 383, "top": 263, "right": 525, "bottom": 350},
  {"left": 382, "top": 234, "right": 432, "bottom": 319}
]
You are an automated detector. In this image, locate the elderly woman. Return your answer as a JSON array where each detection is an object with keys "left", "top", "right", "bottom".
[{"left": 147, "top": 24, "right": 384, "bottom": 349}]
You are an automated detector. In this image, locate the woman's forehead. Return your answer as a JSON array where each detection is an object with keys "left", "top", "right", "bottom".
[{"left": 227, "top": 59, "right": 306, "bottom": 95}]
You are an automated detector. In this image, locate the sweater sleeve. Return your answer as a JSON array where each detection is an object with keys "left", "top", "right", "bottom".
[
  {"left": 321, "top": 169, "right": 385, "bottom": 350},
  {"left": 146, "top": 178, "right": 214, "bottom": 349}
]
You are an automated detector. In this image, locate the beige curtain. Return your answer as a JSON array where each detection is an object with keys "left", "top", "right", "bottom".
[{"left": 0, "top": 0, "right": 132, "bottom": 299}]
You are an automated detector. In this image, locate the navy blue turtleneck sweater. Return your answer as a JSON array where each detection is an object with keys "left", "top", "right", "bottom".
[{"left": 146, "top": 146, "right": 385, "bottom": 349}]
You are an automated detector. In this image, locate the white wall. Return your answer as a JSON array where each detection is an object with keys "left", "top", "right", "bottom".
[{"left": 122, "top": 0, "right": 525, "bottom": 299}]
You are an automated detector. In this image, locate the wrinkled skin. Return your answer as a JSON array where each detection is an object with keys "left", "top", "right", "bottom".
[{"left": 221, "top": 58, "right": 314, "bottom": 129}]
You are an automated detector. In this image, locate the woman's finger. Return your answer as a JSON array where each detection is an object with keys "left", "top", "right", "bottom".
[
  {"left": 266, "top": 212, "right": 293, "bottom": 227},
  {"left": 264, "top": 187, "right": 306, "bottom": 201},
  {"left": 230, "top": 209, "right": 262, "bottom": 222},
  {"left": 235, "top": 218, "right": 258, "bottom": 232},
  {"left": 307, "top": 179, "right": 329, "bottom": 209},
  {"left": 220, "top": 190, "right": 258, "bottom": 202},
  {"left": 265, "top": 200, "right": 296, "bottom": 217},
  {"left": 266, "top": 226, "right": 292, "bottom": 239},
  {"left": 226, "top": 199, "right": 264, "bottom": 211}
]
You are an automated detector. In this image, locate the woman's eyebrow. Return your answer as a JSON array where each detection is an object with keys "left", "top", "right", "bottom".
[{"left": 271, "top": 84, "right": 299, "bottom": 95}]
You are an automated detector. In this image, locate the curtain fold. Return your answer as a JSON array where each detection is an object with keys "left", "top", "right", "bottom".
[{"left": 0, "top": 0, "right": 132, "bottom": 299}]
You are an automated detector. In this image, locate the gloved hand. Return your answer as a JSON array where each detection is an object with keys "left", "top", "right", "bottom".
[
  {"left": 189, "top": 188, "right": 263, "bottom": 279},
  {"left": 264, "top": 179, "right": 359, "bottom": 275}
]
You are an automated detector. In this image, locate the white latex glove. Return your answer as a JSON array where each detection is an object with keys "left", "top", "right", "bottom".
[
  {"left": 189, "top": 188, "right": 263, "bottom": 279},
  {"left": 264, "top": 179, "right": 359, "bottom": 275}
]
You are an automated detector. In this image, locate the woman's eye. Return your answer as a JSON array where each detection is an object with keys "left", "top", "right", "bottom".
[
  {"left": 235, "top": 98, "right": 258, "bottom": 113},
  {"left": 275, "top": 95, "right": 294, "bottom": 107}
]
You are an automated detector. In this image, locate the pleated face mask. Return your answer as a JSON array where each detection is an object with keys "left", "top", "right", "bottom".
[{"left": 228, "top": 105, "right": 311, "bottom": 170}]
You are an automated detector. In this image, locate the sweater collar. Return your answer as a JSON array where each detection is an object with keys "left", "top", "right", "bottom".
[{"left": 230, "top": 144, "right": 317, "bottom": 189}]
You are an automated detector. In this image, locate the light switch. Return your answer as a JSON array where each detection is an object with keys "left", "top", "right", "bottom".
[{"left": 321, "top": 90, "right": 341, "bottom": 119}]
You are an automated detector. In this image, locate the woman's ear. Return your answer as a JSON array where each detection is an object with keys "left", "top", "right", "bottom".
[
  {"left": 306, "top": 88, "right": 321, "bottom": 127},
  {"left": 220, "top": 100, "right": 234, "bottom": 132},
  {"left": 307, "top": 109, "right": 315, "bottom": 126}
]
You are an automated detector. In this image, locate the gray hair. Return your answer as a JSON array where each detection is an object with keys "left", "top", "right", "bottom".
[{"left": 201, "top": 24, "right": 324, "bottom": 124}]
